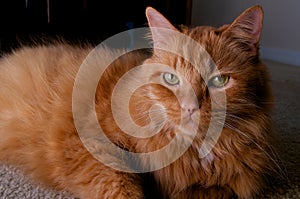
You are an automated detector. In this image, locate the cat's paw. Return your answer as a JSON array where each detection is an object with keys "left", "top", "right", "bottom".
[{"left": 172, "top": 185, "right": 237, "bottom": 199}]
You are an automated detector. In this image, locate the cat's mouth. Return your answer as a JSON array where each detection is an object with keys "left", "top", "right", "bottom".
[
  {"left": 181, "top": 109, "right": 200, "bottom": 124},
  {"left": 174, "top": 110, "right": 201, "bottom": 136}
]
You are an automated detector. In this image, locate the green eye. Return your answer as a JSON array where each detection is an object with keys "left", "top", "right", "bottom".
[
  {"left": 163, "top": 73, "right": 180, "bottom": 85},
  {"left": 209, "top": 75, "right": 230, "bottom": 88}
]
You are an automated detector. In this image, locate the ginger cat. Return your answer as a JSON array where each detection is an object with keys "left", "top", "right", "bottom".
[{"left": 0, "top": 5, "right": 276, "bottom": 199}]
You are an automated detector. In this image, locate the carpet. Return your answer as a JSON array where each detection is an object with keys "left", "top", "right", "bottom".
[{"left": 0, "top": 59, "right": 299, "bottom": 198}]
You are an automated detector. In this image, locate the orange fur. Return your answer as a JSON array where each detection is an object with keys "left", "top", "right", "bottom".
[{"left": 0, "top": 5, "right": 276, "bottom": 199}]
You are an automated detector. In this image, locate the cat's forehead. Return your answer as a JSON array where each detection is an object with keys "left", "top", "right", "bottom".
[
  {"left": 178, "top": 26, "right": 229, "bottom": 75},
  {"left": 174, "top": 48, "right": 213, "bottom": 76},
  {"left": 148, "top": 26, "right": 222, "bottom": 79},
  {"left": 183, "top": 25, "right": 224, "bottom": 52},
  {"left": 168, "top": 34, "right": 218, "bottom": 79},
  {"left": 151, "top": 48, "right": 213, "bottom": 80},
  {"left": 184, "top": 26, "right": 218, "bottom": 39}
]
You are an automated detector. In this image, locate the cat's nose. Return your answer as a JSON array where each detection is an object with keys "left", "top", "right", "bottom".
[
  {"left": 182, "top": 104, "right": 198, "bottom": 116},
  {"left": 181, "top": 94, "right": 199, "bottom": 117}
]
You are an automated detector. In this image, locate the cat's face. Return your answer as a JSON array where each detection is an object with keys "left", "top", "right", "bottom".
[
  {"left": 130, "top": 48, "right": 228, "bottom": 152},
  {"left": 128, "top": 6, "right": 271, "bottom": 152}
]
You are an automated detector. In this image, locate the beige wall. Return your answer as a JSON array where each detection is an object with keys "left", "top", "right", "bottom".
[{"left": 192, "top": 0, "right": 300, "bottom": 66}]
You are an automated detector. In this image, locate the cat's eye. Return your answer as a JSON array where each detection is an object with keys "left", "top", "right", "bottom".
[
  {"left": 163, "top": 73, "right": 180, "bottom": 85},
  {"left": 208, "top": 75, "right": 230, "bottom": 88}
]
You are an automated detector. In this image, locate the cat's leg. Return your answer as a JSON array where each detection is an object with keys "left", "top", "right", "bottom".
[
  {"left": 172, "top": 170, "right": 262, "bottom": 199},
  {"left": 0, "top": 140, "right": 144, "bottom": 199},
  {"left": 66, "top": 163, "right": 144, "bottom": 199},
  {"left": 0, "top": 133, "right": 144, "bottom": 198},
  {"left": 172, "top": 186, "right": 237, "bottom": 199},
  {"left": 48, "top": 140, "right": 144, "bottom": 199},
  {"left": 49, "top": 147, "right": 144, "bottom": 199},
  {"left": 226, "top": 171, "right": 262, "bottom": 199},
  {"left": 171, "top": 173, "right": 262, "bottom": 199}
]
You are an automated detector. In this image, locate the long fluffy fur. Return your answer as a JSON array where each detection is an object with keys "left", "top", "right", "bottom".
[{"left": 0, "top": 6, "right": 277, "bottom": 199}]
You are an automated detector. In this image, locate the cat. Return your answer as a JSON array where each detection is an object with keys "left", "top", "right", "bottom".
[{"left": 0, "top": 5, "right": 277, "bottom": 199}]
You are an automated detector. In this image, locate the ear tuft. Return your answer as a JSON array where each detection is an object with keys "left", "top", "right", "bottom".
[{"left": 226, "top": 5, "right": 264, "bottom": 47}]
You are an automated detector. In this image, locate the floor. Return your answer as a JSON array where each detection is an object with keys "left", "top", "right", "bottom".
[{"left": 261, "top": 59, "right": 300, "bottom": 198}]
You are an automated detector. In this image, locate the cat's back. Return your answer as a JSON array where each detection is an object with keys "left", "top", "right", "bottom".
[
  {"left": 0, "top": 44, "right": 93, "bottom": 136},
  {"left": 0, "top": 44, "right": 90, "bottom": 103},
  {"left": 0, "top": 44, "right": 94, "bottom": 170},
  {"left": 0, "top": 43, "right": 146, "bottom": 127}
]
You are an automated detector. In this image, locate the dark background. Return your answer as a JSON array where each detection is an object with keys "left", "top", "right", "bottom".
[{"left": 0, "top": 0, "right": 192, "bottom": 53}]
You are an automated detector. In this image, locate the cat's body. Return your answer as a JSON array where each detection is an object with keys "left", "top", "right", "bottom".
[{"left": 0, "top": 6, "right": 275, "bottom": 199}]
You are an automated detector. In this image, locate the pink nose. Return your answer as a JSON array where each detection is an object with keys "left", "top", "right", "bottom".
[{"left": 182, "top": 104, "right": 197, "bottom": 116}]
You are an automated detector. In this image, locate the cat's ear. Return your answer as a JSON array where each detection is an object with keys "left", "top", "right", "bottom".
[
  {"left": 225, "top": 5, "right": 263, "bottom": 49},
  {"left": 145, "top": 7, "right": 178, "bottom": 49}
]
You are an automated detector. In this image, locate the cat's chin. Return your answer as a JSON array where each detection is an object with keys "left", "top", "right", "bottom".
[{"left": 175, "top": 118, "right": 200, "bottom": 137}]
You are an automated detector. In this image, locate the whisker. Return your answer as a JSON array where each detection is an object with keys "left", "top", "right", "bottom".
[
  {"left": 131, "top": 108, "right": 168, "bottom": 122},
  {"left": 225, "top": 114, "right": 254, "bottom": 124},
  {"left": 114, "top": 107, "right": 170, "bottom": 137},
  {"left": 220, "top": 121, "right": 288, "bottom": 180}
]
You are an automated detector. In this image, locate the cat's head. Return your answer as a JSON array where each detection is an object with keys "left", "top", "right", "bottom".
[{"left": 117, "top": 6, "right": 272, "bottom": 156}]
